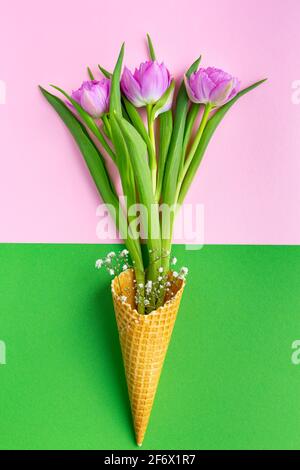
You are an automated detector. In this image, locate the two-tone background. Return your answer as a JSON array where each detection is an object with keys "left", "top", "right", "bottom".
[{"left": 1, "top": 0, "right": 300, "bottom": 450}]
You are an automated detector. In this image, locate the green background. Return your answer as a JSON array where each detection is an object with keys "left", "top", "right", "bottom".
[{"left": 0, "top": 244, "right": 300, "bottom": 450}]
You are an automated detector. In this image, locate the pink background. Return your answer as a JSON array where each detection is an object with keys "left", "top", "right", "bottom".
[{"left": 0, "top": 0, "right": 299, "bottom": 244}]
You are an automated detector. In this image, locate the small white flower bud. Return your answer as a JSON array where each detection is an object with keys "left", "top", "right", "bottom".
[
  {"left": 180, "top": 267, "right": 189, "bottom": 276},
  {"left": 95, "top": 259, "right": 103, "bottom": 269}
]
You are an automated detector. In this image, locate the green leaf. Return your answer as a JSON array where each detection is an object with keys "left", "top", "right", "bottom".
[
  {"left": 110, "top": 43, "right": 125, "bottom": 116},
  {"left": 110, "top": 116, "right": 136, "bottom": 211},
  {"left": 98, "top": 65, "right": 112, "bottom": 78},
  {"left": 179, "top": 103, "right": 200, "bottom": 175},
  {"left": 40, "top": 87, "right": 118, "bottom": 215},
  {"left": 115, "top": 116, "right": 161, "bottom": 254},
  {"left": 161, "top": 56, "right": 201, "bottom": 207},
  {"left": 146, "top": 33, "right": 156, "bottom": 61},
  {"left": 151, "top": 80, "right": 175, "bottom": 120},
  {"left": 186, "top": 55, "right": 202, "bottom": 78},
  {"left": 39, "top": 86, "right": 144, "bottom": 279},
  {"left": 156, "top": 110, "right": 173, "bottom": 201},
  {"left": 122, "top": 97, "right": 152, "bottom": 159},
  {"left": 87, "top": 67, "right": 95, "bottom": 80},
  {"left": 178, "top": 79, "right": 267, "bottom": 205},
  {"left": 98, "top": 64, "right": 131, "bottom": 122},
  {"left": 50, "top": 85, "right": 116, "bottom": 162}
]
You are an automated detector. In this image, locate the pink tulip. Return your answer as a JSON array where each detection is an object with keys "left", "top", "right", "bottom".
[
  {"left": 185, "top": 67, "right": 240, "bottom": 107},
  {"left": 121, "top": 60, "right": 173, "bottom": 112},
  {"left": 72, "top": 79, "right": 110, "bottom": 118}
]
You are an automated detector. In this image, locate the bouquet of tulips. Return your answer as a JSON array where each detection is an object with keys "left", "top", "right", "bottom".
[{"left": 40, "top": 35, "right": 265, "bottom": 446}]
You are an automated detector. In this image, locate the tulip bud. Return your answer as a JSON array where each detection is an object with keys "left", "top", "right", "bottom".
[
  {"left": 185, "top": 67, "right": 240, "bottom": 108},
  {"left": 121, "top": 60, "right": 173, "bottom": 110},
  {"left": 72, "top": 79, "right": 110, "bottom": 118}
]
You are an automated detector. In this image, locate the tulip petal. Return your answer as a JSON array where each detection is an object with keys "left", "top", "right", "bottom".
[
  {"left": 184, "top": 66, "right": 241, "bottom": 108},
  {"left": 121, "top": 66, "right": 144, "bottom": 107},
  {"left": 209, "top": 79, "right": 234, "bottom": 106},
  {"left": 184, "top": 75, "right": 200, "bottom": 103},
  {"left": 199, "top": 70, "right": 215, "bottom": 102},
  {"left": 71, "top": 79, "right": 110, "bottom": 118},
  {"left": 139, "top": 61, "right": 167, "bottom": 103}
]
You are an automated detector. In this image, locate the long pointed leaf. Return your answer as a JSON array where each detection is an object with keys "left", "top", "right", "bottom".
[
  {"left": 122, "top": 97, "right": 152, "bottom": 160},
  {"left": 110, "top": 117, "right": 136, "bottom": 212},
  {"left": 156, "top": 110, "right": 173, "bottom": 201},
  {"left": 115, "top": 116, "right": 161, "bottom": 255},
  {"left": 110, "top": 43, "right": 124, "bottom": 116},
  {"left": 39, "top": 86, "right": 143, "bottom": 273},
  {"left": 162, "top": 56, "right": 201, "bottom": 206},
  {"left": 178, "top": 79, "right": 267, "bottom": 205},
  {"left": 87, "top": 67, "right": 95, "bottom": 80},
  {"left": 51, "top": 85, "right": 116, "bottom": 162},
  {"left": 98, "top": 65, "right": 111, "bottom": 78},
  {"left": 179, "top": 103, "right": 200, "bottom": 175},
  {"left": 151, "top": 80, "right": 175, "bottom": 120},
  {"left": 147, "top": 33, "right": 156, "bottom": 61}
]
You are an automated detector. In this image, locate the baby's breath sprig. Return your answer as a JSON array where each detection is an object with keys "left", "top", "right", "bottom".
[
  {"left": 96, "top": 249, "right": 188, "bottom": 313},
  {"left": 95, "top": 249, "right": 130, "bottom": 276},
  {"left": 95, "top": 249, "right": 132, "bottom": 304}
]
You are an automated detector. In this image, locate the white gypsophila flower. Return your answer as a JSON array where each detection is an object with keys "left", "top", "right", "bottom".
[
  {"left": 144, "top": 299, "right": 150, "bottom": 306},
  {"left": 120, "top": 249, "right": 129, "bottom": 257},
  {"left": 158, "top": 267, "right": 164, "bottom": 273},
  {"left": 166, "top": 281, "right": 171, "bottom": 287},
  {"left": 120, "top": 295, "right": 127, "bottom": 303},
  {"left": 95, "top": 259, "right": 103, "bottom": 269},
  {"left": 108, "top": 268, "right": 115, "bottom": 276},
  {"left": 107, "top": 251, "right": 116, "bottom": 258},
  {"left": 145, "top": 280, "right": 153, "bottom": 291},
  {"left": 138, "top": 283, "right": 144, "bottom": 288},
  {"left": 158, "top": 276, "right": 163, "bottom": 282},
  {"left": 123, "top": 264, "right": 128, "bottom": 271},
  {"left": 171, "top": 257, "right": 177, "bottom": 265},
  {"left": 180, "top": 267, "right": 189, "bottom": 276},
  {"left": 173, "top": 271, "right": 178, "bottom": 278}
]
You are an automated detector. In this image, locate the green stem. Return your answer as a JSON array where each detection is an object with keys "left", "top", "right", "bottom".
[
  {"left": 145, "top": 249, "right": 162, "bottom": 313},
  {"left": 134, "top": 265, "right": 145, "bottom": 314},
  {"left": 125, "top": 223, "right": 145, "bottom": 315},
  {"left": 146, "top": 104, "right": 157, "bottom": 193}
]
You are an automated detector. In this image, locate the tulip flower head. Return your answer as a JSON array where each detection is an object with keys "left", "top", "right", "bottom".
[
  {"left": 185, "top": 67, "right": 240, "bottom": 108},
  {"left": 121, "top": 60, "right": 173, "bottom": 112},
  {"left": 72, "top": 79, "right": 110, "bottom": 118}
]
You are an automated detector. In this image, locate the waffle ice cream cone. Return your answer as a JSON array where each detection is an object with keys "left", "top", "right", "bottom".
[{"left": 111, "top": 269, "right": 185, "bottom": 446}]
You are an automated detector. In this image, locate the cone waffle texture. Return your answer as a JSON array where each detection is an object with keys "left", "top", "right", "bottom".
[{"left": 111, "top": 269, "right": 185, "bottom": 446}]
